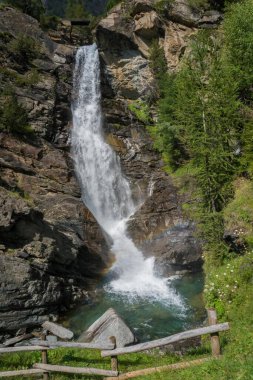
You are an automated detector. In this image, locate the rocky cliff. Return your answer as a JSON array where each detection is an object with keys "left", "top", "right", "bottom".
[
  {"left": 0, "top": 0, "right": 221, "bottom": 338},
  {"left": 95, "top": 0, "right": 222, "bottom": 276},
  {"left": 0, "top": 6, "right": 107, "bottom": 339}
]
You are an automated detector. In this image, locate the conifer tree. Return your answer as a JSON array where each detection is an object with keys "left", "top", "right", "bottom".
[{"left": 65, "top": 0, "right": 89, "bottom": 18}]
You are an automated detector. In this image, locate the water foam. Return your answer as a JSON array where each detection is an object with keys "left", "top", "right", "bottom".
[{"left": 71, "top": 44, "right": 184, "bottom": 308}]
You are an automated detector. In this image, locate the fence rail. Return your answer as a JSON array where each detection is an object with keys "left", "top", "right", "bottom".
[
  {"left": 0, "top": 309, "right": 229, "bottom": 379},
  {"left": 101, "top": 322, "right": 229, "bottom": 357}
]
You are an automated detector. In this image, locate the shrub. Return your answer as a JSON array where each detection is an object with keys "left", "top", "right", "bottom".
[
  {"left": 128, "top": 100, "right": 151, "bottom": 124},
  {"left": 8, "top": 34, "right": 39, "bottom": 64},
  {"left": 223, "top": 0, "right": 253, "bottom": 99},
  {"left": 2, "top": 0, "right": 45, "bottom": 21},
  {"left": 40, "top": 14, "right": 60, "bottom": 30},
  {"left": 149, "top": 40, "right": 167, "bottom": 82},
  {"left": 0, "top": 89, "right": 33, "bottom": 135}
]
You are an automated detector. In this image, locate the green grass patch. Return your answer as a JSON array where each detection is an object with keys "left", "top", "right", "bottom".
[
  {"left": 128, "top": 100, "right": 151, "bottom": 124},
  {"left": 224, "top": 178, "right": 253, "bottom": 248}
]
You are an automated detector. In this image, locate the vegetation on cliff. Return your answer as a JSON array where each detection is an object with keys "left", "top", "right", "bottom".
[{"left": 150, "top": 0, "right": 253, "bottom": 265}]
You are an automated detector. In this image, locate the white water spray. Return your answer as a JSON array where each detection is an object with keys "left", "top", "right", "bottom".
[{"left": 71, "top": 44, "right": 183, "bottom": 307}]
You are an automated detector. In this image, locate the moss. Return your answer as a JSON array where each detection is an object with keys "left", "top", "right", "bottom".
[{"left": 128, "top": 100, "right": 151, "bottom": 124}]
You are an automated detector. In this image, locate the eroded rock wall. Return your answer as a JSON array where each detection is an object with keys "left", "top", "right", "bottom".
[
  {"left": 0, "top": 6, "right": 107, "bottom": 338},
  {"left": 95, "top": 0, "right": 222, "bottom": 276}
]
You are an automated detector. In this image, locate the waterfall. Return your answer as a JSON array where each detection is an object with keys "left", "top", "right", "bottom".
[{"left": 71, "top": 44, "right": 184, "bottom": 306}]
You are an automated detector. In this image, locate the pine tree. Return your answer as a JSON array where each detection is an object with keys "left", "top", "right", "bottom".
[{"left": 65, "top": 0, "right": 89, "bottom": 18}]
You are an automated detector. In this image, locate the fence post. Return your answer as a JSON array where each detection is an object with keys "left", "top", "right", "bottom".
[
  {"left": 207, "top": 308, "right": 221, "bottom": 356},
  {"left": 41, "top": 330, "right": 49, "bottom": 380},
  {"left": 110, "top": 336, "right": 118, "bottom": 373}
]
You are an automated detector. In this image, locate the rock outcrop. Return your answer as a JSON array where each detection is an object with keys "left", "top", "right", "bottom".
[
  {"left": 79, "top": 308, "right": 137, "bottom": 348},
  {"left": 95, "top": 0, "right": 222, "bottom": 275},
  {"left": 0, "top": 6, "right": 107, "bottom": 339}
]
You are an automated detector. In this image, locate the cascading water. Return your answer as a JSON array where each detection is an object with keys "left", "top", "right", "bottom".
[{"left": 71, "top": 44, "right": 183, "bottom": 307}]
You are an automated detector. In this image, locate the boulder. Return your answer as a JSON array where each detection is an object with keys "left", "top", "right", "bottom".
[{"left": 79, "top": 308, "right": 137, "bottom": 348}]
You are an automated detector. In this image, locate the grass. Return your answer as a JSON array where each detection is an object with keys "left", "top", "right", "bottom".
[{"left": 224, "top": 178, "right": 253, "bottom": 248}]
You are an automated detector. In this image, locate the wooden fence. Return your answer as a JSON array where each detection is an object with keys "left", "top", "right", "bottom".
[{"left": 0, "top": 309, "right": 229, "bottom": 379}]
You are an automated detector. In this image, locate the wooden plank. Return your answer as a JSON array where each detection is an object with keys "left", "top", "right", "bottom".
[
  {"left": 31, "top": 340, "right": 115, "bottom": 350},
  {"left": 105, "top": 357, "right": 218, "bottom": 380},
  {"left": 208, "top": 309, "right": 221, "bottom": 356},
  {"left": 101, "top": 323, "right": 230, "bottom": 357},
  {"left": 3, "top": 334, "right": 33, "bottom": 347},
  {"left": 0, "top": 346, "right": 50, "bottom": 354},
  {"left": 0, "top": 369, "right": 45, "bottom": 378},
  {"left": 33, "top": 364, "right": 118, "bottom": 377},
  {"left": 42, "top": 321, "right": 73, "bottom": 340}
]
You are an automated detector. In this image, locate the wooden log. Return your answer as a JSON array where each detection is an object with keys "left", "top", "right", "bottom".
[
  {"left": 41, "top": 331, "right": 49, "bottom": 380},
  {"left": 42, "top": 322, "right": 73, "bottom": 340},
  {"left": 101, "top": 323, "right": 229, "bottom": 357},
  {"left": 208, "top": 309, "right": 221, "bottom": 356},
  {"left": 0, "top": 346, "right": 50, "bottom": 354},
  {"left": 0, "top": 369, "right": 45, "bottom": 378},
  {"left": 3, "top": 334, "right": 33, "bottom": 347},
  {"left": 31, "top": 340, "right": 115, "bottom": 350},
  {"left": 33, "top": 364, "right": 118, "bottom": 377},
  {"left": 105, "top": 357, "right": 219, "bottom": 380},
  {"left": 110, "top": 337, "right": 118, "bottom": 372}
]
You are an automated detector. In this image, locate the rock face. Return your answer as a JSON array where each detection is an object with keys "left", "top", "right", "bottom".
[
  {"left": 0, "top": 0, "right": 221, "bottom": 339},
  {"left": 95, "top": 0, "right": 222, "bottom": 275},
  {"left": 79, "top": 308, "right": 137, "bottom": 348},
  {"left": 0, "top": 6, "right": 107, "bottom": 338}
]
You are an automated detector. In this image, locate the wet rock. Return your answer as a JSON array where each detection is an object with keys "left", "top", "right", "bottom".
[
  {"left": 79, "top": 308, "right": 137, "bottom": 348},
  {"left": 0, "top": 7, "right": 107, "bottom": 338}
]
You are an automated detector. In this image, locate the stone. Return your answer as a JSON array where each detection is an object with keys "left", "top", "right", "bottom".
[
  {"left": 134, "top": 11, "right": 163, "bottom": 39},
  {"left": 42, "top": 321, "right": 73, "bottom": 340},
  {"left": 163, "top": 22, "right": 196, "bottom": 70},
  {"left": 168, "top": 0, "right": 223, "bottom": 28},
  {"left": 79, "top": 308, "right": 137, "bottom": 348}
]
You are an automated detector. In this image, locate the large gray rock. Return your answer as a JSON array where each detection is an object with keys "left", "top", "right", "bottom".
[{"left": 79, "top": 308, "right": 137, "bottom": 348}]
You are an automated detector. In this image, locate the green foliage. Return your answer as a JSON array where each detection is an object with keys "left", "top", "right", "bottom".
[
  {"left": 204, "top": 250, "right": 253, "bottom": 318},
  {"left": 224, "top": 178, "right": 253, "bottom": 249},
  {"left": 188, "top": 0, "right": 209, "bottom": 9},
  {"left": 2, "top": 0, "right": 45, "bottom": 21},
  {"left": 65, "top": 0, "right": 89, "bottom": 18},
  {"left": 128, "top": 100, "right": 151, "bottom": 124},
  {"left": 0, "top": 67, "right": 39, "bottom": 87},
  {"left": 149, "top": 40, "right": 167, "bottom": 82},
  {"left": 199, "top": 211, "right": 230, "bottom": 265},
  {"left": 8, "top": 34, "right": 39, "bottom": 64},
  {"left": 156, "top": 31, "right": 241, "bottom": 213},
  {"left": 153, "top": 0, "right": 174, "bottom": 14},
  {"left": 149, "top": 0, "right": 253, "bottom": 265},
  {"left": 0, "top": 88, "right": 33, "bottom": 135},
  {"left": 40, "top": 14, "right": 60, "bottom": 30},
  {"left": 106, "top": 0, "right": 122, "bottom": 12},
  {"left": 223, "top": 0, "right": 253, "bottom": 99}
]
